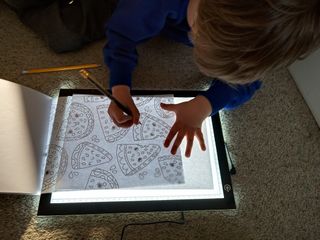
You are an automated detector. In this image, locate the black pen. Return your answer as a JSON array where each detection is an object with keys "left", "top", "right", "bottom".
[{"left": 79, "top": 69, "right": 134, "bottom": 118}]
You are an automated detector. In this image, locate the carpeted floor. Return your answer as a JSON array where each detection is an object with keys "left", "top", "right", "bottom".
[{"left": 0, "top": 1, "right": 319, "bottom": 240}]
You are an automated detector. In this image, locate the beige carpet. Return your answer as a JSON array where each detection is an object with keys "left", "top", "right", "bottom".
[{"left": 0, "top": 1, "right": 319, "bottom": 239}]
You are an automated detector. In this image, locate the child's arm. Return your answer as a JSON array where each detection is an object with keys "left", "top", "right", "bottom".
[
  {"left": 108, "top": 85, "right": 140, "bottom": 127},
  {"left": 104, "top": 0, "right": 186, "bottom": 125},
  {"left": 104, "top": 0, "right": 187, "bottom": 89},
  {"left": 199, "top": 79, "right": 262, "bottom": 116},
  {"left": 104, "top": 23, "right": 141, "bottom": 126}
]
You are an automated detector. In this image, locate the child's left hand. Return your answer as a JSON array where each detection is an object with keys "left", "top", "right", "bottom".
[{"left": 160, "top": 95, "right": 212, "bottom": 158}]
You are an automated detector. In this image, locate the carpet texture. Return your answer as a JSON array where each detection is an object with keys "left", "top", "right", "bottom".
[{"left": 0, "top": 1, "right": 319, "bottom": 240}]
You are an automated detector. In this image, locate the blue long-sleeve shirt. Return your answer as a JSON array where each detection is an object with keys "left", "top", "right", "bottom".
[{"left": 104, "top": 0, "right": 261, "bottom": 115}]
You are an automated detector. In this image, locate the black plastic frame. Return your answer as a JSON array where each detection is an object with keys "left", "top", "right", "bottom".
[{"left": 38, "top": 89, "right": 235, "bottom": 215}]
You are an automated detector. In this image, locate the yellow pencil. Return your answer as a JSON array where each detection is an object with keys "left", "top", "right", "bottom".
[{"left": 21, "top": 63, "right": 101, "bottom": 74}]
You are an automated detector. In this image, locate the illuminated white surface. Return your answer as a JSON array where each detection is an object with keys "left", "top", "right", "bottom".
[{"left": 51, "top": 97, "right": 223, "bottom": 203}]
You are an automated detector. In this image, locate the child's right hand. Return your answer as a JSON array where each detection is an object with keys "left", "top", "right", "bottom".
[{"left": 107, "top": 85, "right": 140, "bottom": 128}]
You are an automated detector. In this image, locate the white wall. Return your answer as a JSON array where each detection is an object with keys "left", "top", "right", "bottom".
[{"left": 289, "top": 48, "right": 320, "bottom": 127}]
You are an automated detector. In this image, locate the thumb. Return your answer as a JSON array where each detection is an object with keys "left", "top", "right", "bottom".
[
  {"left": 127, "top": 102, "right": 140, "bottom": 124},
  {"left": 160, "top": 103, "right": 176, "bottom": 112}
]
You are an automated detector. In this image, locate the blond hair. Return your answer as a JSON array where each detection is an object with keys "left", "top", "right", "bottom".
[{"left": 193, "top": 0, "right": 320, "bottom": 84}]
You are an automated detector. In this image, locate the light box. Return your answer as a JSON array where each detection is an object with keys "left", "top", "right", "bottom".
[{"left": 38, "top": 89, "right": 235, "bottom": 215}]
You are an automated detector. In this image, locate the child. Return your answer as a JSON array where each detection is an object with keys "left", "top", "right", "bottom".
[
  {"left": 104, "top": 0, "right": 320, "bottom": 157},
  {"left": 5, "top": 0, "right": 320, "bottom": 157}
]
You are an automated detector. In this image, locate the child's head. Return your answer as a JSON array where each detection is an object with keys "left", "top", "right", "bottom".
[{"left": 192, "top": 0, "right": 320, "bottom": 84}]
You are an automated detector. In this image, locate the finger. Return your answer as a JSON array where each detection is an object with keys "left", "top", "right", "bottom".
[
  {"left": 195, "top": 128, "right": 206, "bottom": 151},
  {"left": 117, "top": 119, "right": 134, "bottom": 128},
  {"left": 109, "top": 103, "right": 132, "bottom": 123},
  {"left": 128, "top": 102, "right": 140, "bottom": 125},
  {"left": 185, "top": 130, "right": 195, "bottom": 158},
  {"left": 171, "top": 128, "right": 186, "bottom": 155},
  {"left": 109, "top": 114, "right": 133, "bottom": 128},
  {"left": 160, "top": 103, "right": 176, "bottom": 112},
  {"left": 108, "top": 103, "right": 132, "bottom": 127},
  {"left": 164, "top": 123, "right": 179, "bottom": 148},
  {"left": 114, "top": 110, "right": 132, "bottom": 124}
]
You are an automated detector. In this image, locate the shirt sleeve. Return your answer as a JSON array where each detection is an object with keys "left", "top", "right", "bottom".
[
  {"left": 199, "top": 79, "right": 262, "bottom": 116},
  {"left": 104, "top": 0, "right": 185, "bottom": 88}
]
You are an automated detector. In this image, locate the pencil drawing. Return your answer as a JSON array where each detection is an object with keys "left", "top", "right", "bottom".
[
  {"left": 117, "top": 144, "right": 161, "bottom": 176},
  {"left": 59, "top": 102, "right": 95, "bottom": 141},
  {"left": 85, "top": 168, "right": 119, "bottom": 190},
  {"left": 133, "top": 113, "right": 170, "bottom": 141},
  {"left": 42, "top": 144, "right": 68, "bottom": 191},
  {"left": 154, "top": 97, "right": 175, "bottom": 118},
  {"left": 133, "top": 96, "right": 153, "bottom": 106},
  {"left": 83, "top": 95, "right": 109, "bottom": 103},
  {"left": 68, "top": 171, "right": 79, "bottom": 179},
  {"left": 71, "top": 142, "right": 113, "bottom": 169},
  {"left": 158, "top": 155, "right": 184, "bottom": 184},
  {"left": 50, "top": 95, "right": 184, "bottom": 190},
  {"left": 97, "top": 104, "right": 130, "bottom": 142}
]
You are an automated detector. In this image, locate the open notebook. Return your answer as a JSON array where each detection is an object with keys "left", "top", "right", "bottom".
[{"left": 0, "top": 79, "right": 53, "bottom": 194}]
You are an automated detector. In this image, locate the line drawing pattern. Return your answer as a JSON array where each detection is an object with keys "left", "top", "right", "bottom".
[
  {"left": 139, "top": 171, "right": 148, "bottom": 180},
  {"left": 158, "top": 155, "right": 184, "bottom": 184},
  {"left": 91, "top": 135, "right": 100, "bottom": 143},
  {"left": 42, "top": 144, "right": 68, "bottom": 191},
  {"left": 71, "top": 142, "right": 113, "bottom": 169},
  {"left": 85, "top": 168, "right": 119, "bottom": 189},
  {"left": 117, "top": 144, "right": 161, "bottom": 176},
  {"left": 48, "top": 95, "right": 185, "bottom": 191},
  {"left": 109, "top": 165, "right": 117, "bottom": 174},
  {"left": 133, "top": 96, "right": 153, "bottom": 106},
  {"left": 83, "top": 96, "right": 109, "bottom": 103},
  {"left": 144, "top": 105, "right": 152, "bottom": 113},
  {"left": 68, "top": 171, "right": 79, "bottom": 179},
  {"left": 97, "top": 104, "right": 130, "bottom": 142},
  {"left": 154, "top": 168, "right": 161, "bottom": 178},
  {"left": 133, "top": 113, "right": 170, "bottom": 141},
  {"left": 154, "top": 97, "right": 175, "bottom": 118},
  {"left": 58, "top": 102, "right": 95, "bottom": 141},
  {"left": 54, "top": 97, "right": 72, "bottom": 142}
]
